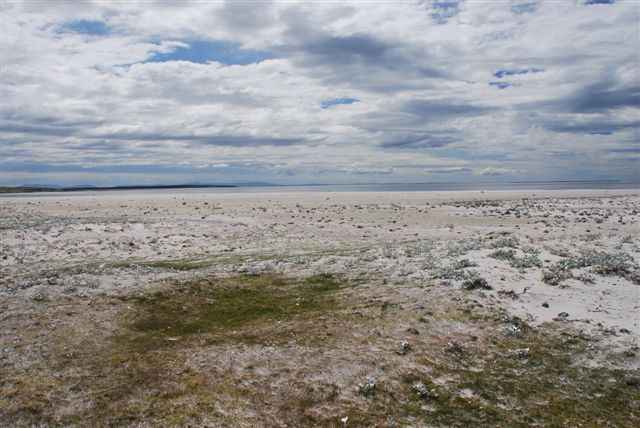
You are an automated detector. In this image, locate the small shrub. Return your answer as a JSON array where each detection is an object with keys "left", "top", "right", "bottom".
[
  {"left": 511, "top": 255, "right": 542, "bottom": 269},
  {"left": 462, "top": 272, "right": 492, "bottom": 290},
  {"left": 542, "top": 267, "right": 572, "bottom": 286},
  {"left": 489, "top": 249, "right": 516, "bottom": 261},
  {"left": 489, "top": 236, "right": 519, "bottom": 249}
]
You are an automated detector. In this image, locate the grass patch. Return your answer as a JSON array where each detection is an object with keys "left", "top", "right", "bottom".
[
  {"left": 111, "top": 258, "right": 215, "bottom": 271},
  {"left": 338, "top": 326, "right": 640, "bottom": 427},
  {"left": 542, "top": 250, "right": 638, "bottom": 286},
  {"left": 128, "top": 273, "right": 342, "bottom": 342},
  {"left": 433, "top": 259, "right": 479, "bottom": 281}
]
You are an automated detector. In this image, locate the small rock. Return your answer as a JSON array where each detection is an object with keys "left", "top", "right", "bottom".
[
  {"left": 497, "top": 290, "right": 519, "bottom": 300},
  {"left": 542, "top": 302, "right": 549, "bottom": 308},
  {"left": 396, "top": 341, "right": 412, "bottom": 355},
  {"left": 444, "top": 341, "right": 465, "bottom": 355},
  {"left": 507, "top": 347, "right": 531, "bottom": 359},
  {"left": 356, "top": 378, "right": 377, "bottom": 397},
  {"left": 502, "top": 324, "right": 521, "bottom": 336},
  {"left": 412, "top": 381, "right": 437, "bottom": 399},
  {"left": 463, "top": 276, "right": 492, "bottom": 291}
]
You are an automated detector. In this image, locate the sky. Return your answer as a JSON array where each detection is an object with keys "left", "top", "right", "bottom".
[{"left": 1, "top": 0, "right": 639, "bottom": 186}]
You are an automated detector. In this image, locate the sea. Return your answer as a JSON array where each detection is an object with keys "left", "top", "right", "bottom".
[{"left": 4, "top": 181, "right": 639, "bottom": 197}]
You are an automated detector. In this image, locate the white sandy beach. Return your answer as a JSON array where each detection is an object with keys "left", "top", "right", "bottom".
[{"left": 1, "top": 188, "right": 639, "bottom": 425}]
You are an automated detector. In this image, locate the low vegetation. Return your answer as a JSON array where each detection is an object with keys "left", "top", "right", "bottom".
[{"left": 2, "top": 271, "right": 639, "bottom": 426}]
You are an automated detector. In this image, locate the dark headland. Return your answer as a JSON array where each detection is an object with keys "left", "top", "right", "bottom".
[{"left": 0, "top": 184, "right": 235, "bottom": 194}]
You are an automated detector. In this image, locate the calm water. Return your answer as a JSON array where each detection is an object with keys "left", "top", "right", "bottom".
[{"left": 5, "top": 181, "right": 639, "bottom": 197}]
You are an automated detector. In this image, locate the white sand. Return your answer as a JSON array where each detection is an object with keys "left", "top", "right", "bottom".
[{"left": 2, "top": 188, "right": 639, "bottom": 347}]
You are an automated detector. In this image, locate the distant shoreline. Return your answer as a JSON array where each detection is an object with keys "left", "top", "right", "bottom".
[
  {"left": 0, "top": 184, "right": 235, "bottom": 194},
  {"left": 1, "top": 180, "right": 638, "bottom": 195}
]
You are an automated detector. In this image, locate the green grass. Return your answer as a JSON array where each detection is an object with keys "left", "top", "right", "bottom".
[
  {"left": 333, "top": 328, "right": 640, "bottom": 427},
  {"left": 127, "top": 273, "right": 342, "bottom": 341},
  {"left": 3, "top": 274, "right": 638, "bottom": 427},
  {"left": 110, "top": 258, "right": 215, "bottom": 271}
]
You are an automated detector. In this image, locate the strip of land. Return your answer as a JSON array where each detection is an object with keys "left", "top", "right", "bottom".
[
  {"left": 0, "top": 184, "right": 234, "bottom": 194},
  {"left": 1, "top": 189, "right": 638, "bottom": 426}
]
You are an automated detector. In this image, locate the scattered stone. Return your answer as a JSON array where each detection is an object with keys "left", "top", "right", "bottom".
[
  {"left": 412, "top": 381, "right": 437, "bottom": 399},
  {"left": 507, "top": 347, "right": 531, "bottom": 359},
  {"left": 444, "top": 341, "right": 465, "bottom": 355},
  {"left": 497, "top": 290, "right": 519, "bottom": 300},
  {"left": 502, "top": 324, "right": 521, "bottom": 336},
  {"left": 396, "top": 341, "right": 412, "bottom": 355},
  {"left": 30, "top": 290, "right": 48, "bottom": 302},
  {"left": 554, "top": 312, "right": 570, "bottom": 321},
  {"left": 356, "top": 378, "right": 377, "bottom": 397},
  {"left": 462, "top": 274, "right": 492, "bottom": 291},
  {"left": 542, "top": 302, "right": 549, "bottom": 308}
]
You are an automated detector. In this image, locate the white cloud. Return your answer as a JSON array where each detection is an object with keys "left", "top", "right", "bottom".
[
  {"left": 1, "top": 0, "right": 638, "bottom": 185},
  {"left": 476, "top": 167, "right": 521, "bottom": 176}
]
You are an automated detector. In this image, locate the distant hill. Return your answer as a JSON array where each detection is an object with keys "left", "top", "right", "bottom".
[{"left": 0, "top": 184, "right": 235, "bottom": 194}]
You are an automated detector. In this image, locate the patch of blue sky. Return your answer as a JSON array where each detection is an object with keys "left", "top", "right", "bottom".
[
  {"left": 149, "top": 40, "right": 273, "bottom": 65},
  {"left": 62, "top": 20, "right": 110, "bottom": 36},
  {"left": 511, "top": 3, "right": 538, "bottom": 14},
  {"left": 489, "top": 81, "right": 512, "bottom": 90},
  {"left": 320, "top": 97, "right": 359, "bottom": 109},
  {"left": 493, "top": 68, "right": 543, "bottom": 79},
  {"left": 431, "top": 1, "right": 459, "bottom": 24},
  {"left": 585, "top": 0, "right": 614, "bottom": 5}
]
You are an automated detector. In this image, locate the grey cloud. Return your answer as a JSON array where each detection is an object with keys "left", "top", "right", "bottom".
[
  {"left": 567, "top": 80, "right": 640, "bottom": 113},
  {"left": 379, "top": 132, "right": 457, "bottom": 149},
  {"left": 532, "top": 78, "right": 640, "bottom": 114},
  {"left": 607, "top": 147, "right": 640, "bottom": 153},
  {"left": 402, "top": 99, "right": 492, "bottom": 119},
  {"left": 218, "top": 0, "right": 275, "bottom": 33},
  {"left": 274, "top": 17, "right": 444, "bottom": 90},
  {"left": 296, "top": 34, "right": 391, "bottom": 65},
  {"left": 545, "top": 119, "right": 639, "bottom": 135},
  {"left": 425, "top": 167, "right": 470, "bottom": 174},
  {"left": 94, "top": 132, "right": 304, "bottom": 147}
]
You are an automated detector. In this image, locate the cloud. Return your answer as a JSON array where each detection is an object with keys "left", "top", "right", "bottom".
[
  {"left": 345, "top": 163, "right": 394, "bottom": 175},
  {"left": 476, "top": 167, "right": 520, "bottom": 176},
  {"left": 566, "top": 79, "right": 640, "bottom": 113},
  {"left": 1, "top": 0, "right": 638, "bottom": 185},
  {"left": 544, "top": 118, "right": 639, "bottom": 135},
  {"left": 379, "top": 132, "right": 457, "bottom": 149},
  {"left": 425, "top": 167, "right": 470, "bottom": 174},
  {"left": 402, "top": 99, "right": 492, "bottom": 120}
]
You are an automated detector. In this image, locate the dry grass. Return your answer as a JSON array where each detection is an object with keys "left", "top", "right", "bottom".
[{"left": 1, "top": 273, "right": 639, "bottom": 427}]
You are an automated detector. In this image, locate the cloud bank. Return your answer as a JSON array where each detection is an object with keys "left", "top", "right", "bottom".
[{"left": 1, "top": 0, "right": 638, "bottom": 185}]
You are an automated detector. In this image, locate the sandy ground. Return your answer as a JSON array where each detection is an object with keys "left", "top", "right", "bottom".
[
  {"left": 3, "top": 189, "right": 638, "bottom": 335},
  {"left": 1, "top": 188, "right": 639, "bottom": 426}
]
